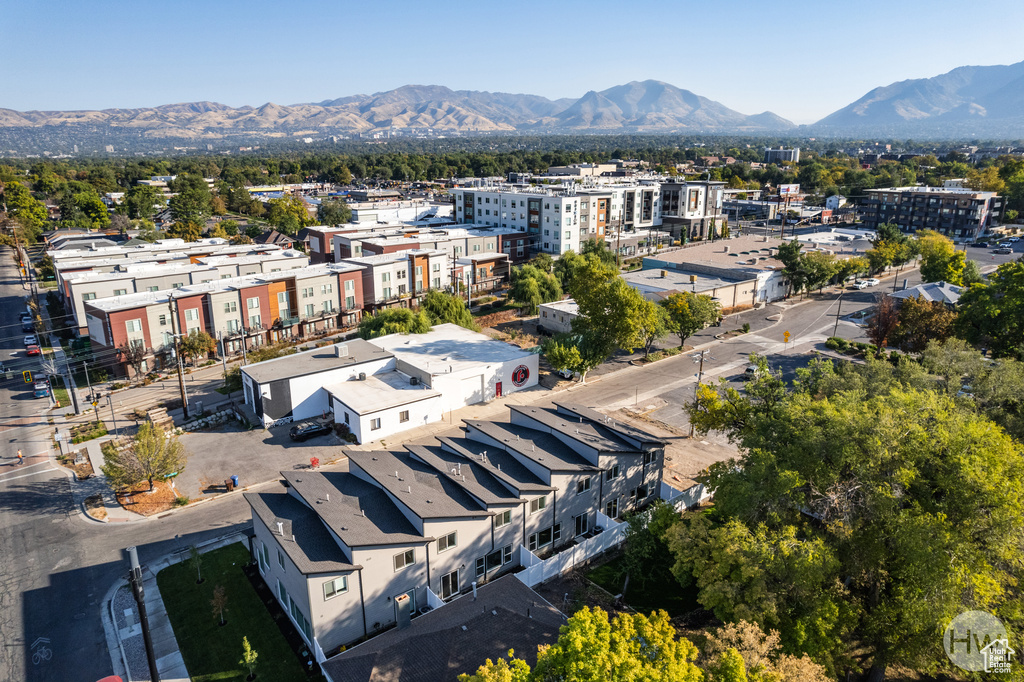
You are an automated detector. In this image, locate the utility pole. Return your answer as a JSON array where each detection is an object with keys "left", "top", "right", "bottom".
[
  {"left": 168, "top": 297, "right": 189, "bottom": 419},
  {"left": 689, "top": 349, "right": 710, "bottom": 439},
  {"left": 83, "top": 360, "right": 93, "bottom": 404},
  {"left": 126, "top": 547, "right": 160, "bottom": 682},
  {"left": 107, "top": 393, "right": 118, "bottom": 436},
  {"left": 833, "top": 288, "right": 845, "bottom": 338},
  {"left": 218, "top": 332, "right": 230, "bottom": 391}
]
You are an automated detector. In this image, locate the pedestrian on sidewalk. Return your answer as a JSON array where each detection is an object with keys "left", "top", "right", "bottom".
[{"left": 17, "top": 449, "right": 24, "bottom": 465}]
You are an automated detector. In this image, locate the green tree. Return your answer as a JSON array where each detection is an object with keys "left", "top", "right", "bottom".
[
  {"left": 775, "top": 240, "right": 808, "bottom": 295},
  {"left": 358, "top": 308, "right": 432, "bottom": 339},
  {"left": 961, "top": 258, "right": 983, "bottom": 286},
  {"left": 239, "top": 636, "right": 258, "bottom": 680},
  {"left": 636, "top": 299, "right": 669, "bottom": 360},
  {"left": 801, "top": 251, "right": 840, "bottom": 292},
  {"left": 179, "top": 329, "right": 216, "bottom": 367},
  {"left": 210, "top": 195, "right": 227, "bottom": 216},
  {"left": 266, "top": 195, "right": 313, "bottom": 234},
  {"left": 956, "top": 260, "right": 1024, "bottom": 358},
  {"left": 681, "top": 375, "right": 1024, "bottom": 680},
  {"left": 419, "top": 290, "right": 477, "bottom": 330},
  {"left": 167, "top": 219, "right": 202, "bottom": 242},
  {"left": 531, "top": 608, "right": 704, "bottom": 682},
  {"left": 220, "top": 219, "right": 239, "bottom": 236},
  {"left": 889, "top": 295, "right": 956, "bottom": 353},
  {"left": 99, "top": 441, "right": 146, "bottom": 491},
  {"left": 317, "top": 199, "right": 352, "bottom": 226},
  {"left": 580, "top": 237, "right": 616, "bottom": 266},
  {"left": 620, "top": 500, "right": 679, "bottom": 595},
  {"left": 71, "top": 192, "right": 110, "bottom": 229},
  {"left": 529, "top": 252, "right": 553, "bottom": 274},
  {"left": 544, "top": 332, "right": 606, "bottom": 383},
  {"left": 4, "top": 181, "right": 48, "bottom": 241},
  {"left": 168, "top": 174, "right": 212, "bottom": 224},
  {"left": 509, "top": 264, "right": 562, "bottom": 314},
  {"left": 458, "top": 651, "right": 531, "bottom": 682},
  {"left": 661, "top": 292, "right": 721, "bottom": 348},
  {"left": 707, "top": 648, "right": 748, "bottom": 682},
  {"left": 917, "top": 230, "right": 965, "bottom": 284},
  {"left": 125, "top": 422, "right": 188, "bottom": 492},
  {"left": 123, "top": 184, "right": 163, "bottom": 220},
  {"left": 552, "top": 250, "right": 587, "bottom": 290}
]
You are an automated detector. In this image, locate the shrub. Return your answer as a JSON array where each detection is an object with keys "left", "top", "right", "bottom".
[
  {"left": 741, "top": 323, "right": 751, "bottom": 333},
  {"left": 174, "top": 496, "right": 190, "bottom": 507}
]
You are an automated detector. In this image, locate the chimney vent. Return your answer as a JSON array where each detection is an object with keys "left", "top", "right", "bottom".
[{"left": 276, "top": 521, "right": 283, "bottom": 534}]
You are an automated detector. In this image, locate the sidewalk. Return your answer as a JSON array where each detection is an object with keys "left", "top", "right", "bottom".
[{"left": 103, "top": 532, "right": 248, "bottom": 682}]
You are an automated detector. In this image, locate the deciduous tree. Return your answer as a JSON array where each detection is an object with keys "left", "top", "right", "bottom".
[
  {"left": 317, "top": 199, "right": 352, "bottom": 226},
  {"left": 661, "top": 292, "right": 721, "bottom": 348},
  {"left": 179, "top": 329, "right": 215, "bottom": 367},
  {"left": 956, "top": 259, "right": 1024, "bottom": 359},
  {"left": 889, "top": 295, "right": 956, "bottom": 353},
  {"left": 132, "top": 422, "right": 188, "bottom": 491},
  {"left": 509, "top": 264, "right": 561, "bottom": 314},
  {"left": 420, "top": 290, "right": 477, "bottom": 330},
  {"left": 358, "top": 308, "right": 432, "bottom": 339},
  {"left": 865, "top": 295, "right": 899, "bottom": 353},
  {"left": 118, "top": 340, "right": 149, "bottom": 382}
]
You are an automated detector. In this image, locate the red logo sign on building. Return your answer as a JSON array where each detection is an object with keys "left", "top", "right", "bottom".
[{"left": 511, "top": 364, "right": 530, "bottom": 387}]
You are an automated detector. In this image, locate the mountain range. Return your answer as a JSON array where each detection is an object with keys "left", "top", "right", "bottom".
[{"left": 3, "top": 62, "right": 1024, "bottom": 153}]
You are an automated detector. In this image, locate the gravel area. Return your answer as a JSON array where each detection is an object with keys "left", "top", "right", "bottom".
[{"left": 113, "top": 583, "right": 149, "bottom": 681}]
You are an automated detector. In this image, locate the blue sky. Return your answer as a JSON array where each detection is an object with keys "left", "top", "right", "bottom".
[{"left": 7, "top": 0, "right": 1024, "bottom": 123}]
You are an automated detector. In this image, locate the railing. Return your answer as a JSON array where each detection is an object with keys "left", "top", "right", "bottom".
[
  {"left": 659, "top": 481, "right": 711, "bottom": 512},
  {"left": 514, "top": 512, "right": 625, "bottom": 588}
]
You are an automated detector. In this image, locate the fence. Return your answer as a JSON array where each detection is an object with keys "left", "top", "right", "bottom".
[
  {"left": 660, "top": 481, "right": 711, "bottom": 512},
  {"left": 514, "top": 512, "right": 625, "bottom": 588}
]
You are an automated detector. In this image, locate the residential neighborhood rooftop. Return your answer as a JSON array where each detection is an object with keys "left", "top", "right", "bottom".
[
  {"left": 435, "top": 436, "right": 553, "bottom": 494},
  {"left": 463, "top": 419, "right": 601, "bottom": 473},
  {"left": 245, "top": 491, "right": 359, "bottom": 573},
  {"left": 405, "top": 443, "right": 524, "bottom": 507},
  {"left": 368, "top": 324, "right": 535, "bottom": 375},
  {"left": 241, "top": 340, "right": 391, "bottom": 384},
  {"left": 327, "top": 370, "right": 441, "bottom": 415}
]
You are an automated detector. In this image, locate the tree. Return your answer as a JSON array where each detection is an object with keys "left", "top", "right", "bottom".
[
  {"left": 358, "top": 308, "right": 432, "bottom": 339},
  {"left": 917, "top": 230, "right": 964, "bottom": 284},
  {"left": 775, "top": 240, "right": 807, "bottom": 295},
  {"left": 189, "top": 545, "right": 204, "bottom": 585},
  {"left": 210, "top": 195, "right": 227, "bottom": 216},
  {"left": 317, "top": 199, "right": 352, "bottom": 226},
  {"left": 118, "top": 340, "right": 149, "bottom": 382},
  {"left": 552, "top": 250, "right": 586, "bottom": 290},
  {"left": 889, "top": 295, "right": 956, "bottom": 353},
  {"left": 179, "top": 329, "right": 215, "bottom": 367},
  {"left": 529, "top": 253, "right": 553, "bottom": 274},
  {"left": 458, "top": 651, "right": 531, "bottom": 682},
  {"left": 211, "top": 585, "right": 227, "bottom": 626},
  {"left": 580, "top": 237, "right": 616, "bottom": 266},
  {"left": 123, "top": 184, "right": 162, "bottom": 220},
  {"left": 131, "top": 422, "right": 187, "bottom": 491},
  {"left": 239, "top": 636, "right": 258, "bottom": 680},
  {"left": 801, "top": 251, "right": 840, "bottom": 292},
  {"left": 99, "top": 441, "right": 146, "bottom": 491},
  {"left": 620, "top": 499, "right": 678, "bottom": 595},
  {"left": 701, "top": 621, "right": 831, "bottom": 682},
  {"left": 167, "top": 219, "right": 202, "bottom": 242},
  {"left": 136, "top": 219, "right": 160, "bottom": 243},
  {"left": 110, "top": 213, "right": 131, "bottom": 234},
  {"left": 420, "top": 290, "right": 477, "bottom": 330},
  {"left": 956, "top": 260, "right": 1024, "bottom": 359},
  {"left": 865, "top": 294, "right": 899, "bottom": 353},
  {"left": 680, "top": 375, "right": 1024, "bottom": 680},
  {"left": 168, "top": 174, "right": 212, "bottom": 224},
  {"left": 509, "top": 264, "right": 561, "bottom": 314},
  {"left": 636, "top": 300, "right": 668, "bottom": 360},
  {"left": 230, "top": 233, "right": 254, "bottom": 245},
  {"left": 545, "top": 332, "right": 605, "bottom": 383},
  {"left": 531, "top": 608, "right": 703, "bottom": 682},
  {"left": 245, "top": 224, "right": 263, "bottom": 239},
  {"left": 266, "top": 195, "right": 313, "bottom": 234},
  {"left": 661, "top": 292, "right": 721, "bottom": 348},
  {"left": 220, "top": 219, "right": 239, "bottom": 236},
  {"left": 961, "top": 258, "right": 983, "bottom": 286}
]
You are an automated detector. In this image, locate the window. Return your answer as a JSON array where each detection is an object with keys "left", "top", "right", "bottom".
[
  {"left": 114, "top": 288, "right": 127, "bottom": 297},
  {"left": 576, "top": 477, "right": 591, "bottom": 495},
  {"left": 158, "top": 314, "right": 167, "bottom": 326},
  {"left": 249, "top": 314, "right": 261, "bottom": 328},
  {"left": 476, "top": 557, "right": 486, "bottom": 577},
  {"left": 344, "top": 279, "right": 354, "bottom": 292},
  {"left": 643, "top": 451, "right": 656, "bottom": 465},
  {"left": 258, "top": 542, "right": 269, "bottom": 573},
  {"left": 398, "top": 284, "right": 406, "bottom": 295},
  {"left": 278, "top": 549, "right": 286, "bottom": 570},
  {"left": 637, "top": 484, "right": 649, "bottom": 499},
  {"left": 320, "top": 283, "right": 333, "bottom": 294},
  {"left": 432, "top": 277, "right": 440, "bottom": 289},
  {"left": 441, "top": 569, "right": 459, "bottom": 600},
  {"left": 574, "top": 513, "right": 589, "bottom": 537},
  {"left": 605, "top": 464, "right": 620, "bottom": 481},
  {"left": 126, "top": 319, "right": 143, "bottom": 333},
  {"left": 415, "top": 266, "right": 422, "bottom": 277},
  {"left": 247, "top": 297, "right": 260, "bottom": 310},
  {"left": 323, "top": 576, "right": 348, "bottom": 599},
  {"left": 344, "top": 411, "right": 350, "bottom": 424},
  {"left": 185, "top": 308, "right": 199, "bottom": 322},
  {"left": 432, "top": 263, "right": 440, "bottom": 272},
  {"left": 394, "top": 549, "right": 414, "bottom": 571},
  {"left": 493, "top": 510, "right": 511, "bottom": 528},
  {"left": 305, "top": 304, "right": 315, "bottom": 317},
  {"left": 399, "top": 410, "right": 409, "bottom": 423},
  {"left": 381, "top": 272, "right": 390, "bottom": 283},
  {"left": 370, "top": 418, "right": 381, "bottom": 430},
  {"left": 538, "top": 528, "right": 553, "bottom": 547},
  {"left": 278, "top": 580, "right": 288, "bottom": 605},
  {"left": 382, "top": 287, "right": 391, "bottom": 299},
  {"left": 503, "top": 545, "right": 512, "bottom": 564},
  {"left": 565, "top": 231, "right": 571, "bottom": 240},
  {"left": 606, "top": 498, "right": 619, "bottom": 518},
  {"left": 529, "top": 496, "right": 547, "bottom": 514},
  {"left": 322, "top": 300, "right": 335, "bottom": 313},
  {"left": 302, "top": 287, "right": 313, "bottom": 298},
  {"left": 438, "top": 531, "right": 457, "bottom": 553},
  {"left": 83, "top": 293, "right": 96, "bottom": 301},
  {"left": 226, "top": 319, "right": 239, "bottom": 332},
  {"left": 289, "top": 596, "right": 313, "bottom": 643},
  {"left": 224, "top": 301, "right": 237, "bottom": 313},
  {"left": 345, "top": 296, "right": 355, "bottom": 309}
]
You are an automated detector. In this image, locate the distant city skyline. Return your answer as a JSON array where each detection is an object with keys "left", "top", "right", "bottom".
[{"left": 7, "top": 0, "right": 1024, "bottom": 123}]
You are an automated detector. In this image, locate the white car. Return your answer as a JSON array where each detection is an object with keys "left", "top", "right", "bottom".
[
  {"left": 23, "top": 335, "right": 37, "bottom": 346},
  {"left": 1007, "top": 236, "right": 1020, "bottom": 242},
  {"left": 861, "top": 278, "right": 880, "bottom": 287}
]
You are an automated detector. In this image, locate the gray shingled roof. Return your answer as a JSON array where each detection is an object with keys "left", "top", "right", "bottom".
[
  {"left": 241, "top": 338, "right": 392, "bottom": 384},
  {"left": 438, "top": 436, "right": 553, "bottom": 494},
  {"left": 282, "top": 469, "right": 429, "bottom": 547},
  {"left": 463, "top": 420, "right": 602, "bottom": 473},
  {"left": 552, "top": 401, "right": 668, "bottom": 447},
  {"left": 510, "top": 405, "right": 641, "bottom": 454},
  {"left": 405, "top": 444, "right": 523, "bottom": 508},
  {"left": 245, "top": 491, "right": 358, "bottom": 574},
  {"left": 346, "top": 450, "right": 490, "bottom": 520},
  {"left": 889, "top": 281, "right": 963, "bottom": 306},
  {"left": 322, "top": 575, "right": 565, "bottom": 682}
]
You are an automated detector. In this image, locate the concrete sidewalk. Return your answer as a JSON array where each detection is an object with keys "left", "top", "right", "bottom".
[{"left": 103, "top": 532, "right": 249, "bottom": 682}]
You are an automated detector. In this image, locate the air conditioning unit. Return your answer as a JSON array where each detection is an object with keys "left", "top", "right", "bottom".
[{"left": 335, "top": 344, "right": 349, "bottom": 358}]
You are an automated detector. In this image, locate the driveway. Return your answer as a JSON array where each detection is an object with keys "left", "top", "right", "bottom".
[{"left": 175, "top": 422, "right": 346, "bottom": 500}]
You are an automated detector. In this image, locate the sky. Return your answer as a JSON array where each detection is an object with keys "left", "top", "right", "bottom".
[{"left": 6, "top": 0, "right": 1024, "bottom": 124}]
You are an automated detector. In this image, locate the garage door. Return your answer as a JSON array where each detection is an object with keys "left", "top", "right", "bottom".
[{"left": 461, "top": 375, "right": 484, "bottom": 405}]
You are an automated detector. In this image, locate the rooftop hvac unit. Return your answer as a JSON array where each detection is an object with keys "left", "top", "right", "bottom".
[
  {"left": 660, "top": 270, "right": 667, "bottom": 278},
  {"left": 335, "top": 344, "right": 349, "bottom": 358},
  {"left": 410, "top": 376, "right": 419, "bottom": 386},
  {"left": 358, "top": 372, "right": 366, "bottom": 381}
]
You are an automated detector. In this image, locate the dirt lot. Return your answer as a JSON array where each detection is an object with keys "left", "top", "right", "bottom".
[{"left": 116, "top": 480, "right": 179, "bottom": 516}]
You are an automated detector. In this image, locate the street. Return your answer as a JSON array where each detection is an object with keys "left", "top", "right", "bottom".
[{"left": 0, "top": 236, "right": 1017, "bottom": 681}]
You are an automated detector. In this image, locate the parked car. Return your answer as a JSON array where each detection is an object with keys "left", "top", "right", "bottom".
[
  {"left": 288, "top": 421, "right": 332, "bottom": 442},
  {"left": 26, "top": 345, "right": 40, "bottom": 356},
  {"left": 854, "top": 278, "right": 879, "bottom": 289},
  {"left": 972, "top": 241, "right": 989, "bottom": 248},
  {"left": 23, "top": 335, "right": 37, "bottom": 346},
  {"left": 33, "top": 381, "right": 50, "bottom": 398},
  {"left": 19, "top": 312, "right": 31, "bottom": 323},
  {"left": 556, "top": 368, "right": 575, "bottom": 380},
  {"left": 1007, "top": 236, "right": 1020, "bottom": 242},
  {"left": 21, "top": 323, "right": 33, "bottom": 333},
  {"left": 994, "top": 247, "right": 1013, "bottom": 255}
]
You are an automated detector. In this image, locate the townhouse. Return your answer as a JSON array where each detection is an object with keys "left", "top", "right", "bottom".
[
  {"left": 345, "top": 249, "right": 449, "bottom": 312},
  {"left": 244, "top": 401, "right": 665, "bottom": 654}
]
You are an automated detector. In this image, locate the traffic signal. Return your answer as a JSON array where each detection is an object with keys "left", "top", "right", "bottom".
[{"left": 23, "top": 370, "right": 32, "bottom": 383}]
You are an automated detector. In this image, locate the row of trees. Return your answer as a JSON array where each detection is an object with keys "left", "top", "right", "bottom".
[{"left": 357, "top": 290, "right": 477, "bottom": 339}]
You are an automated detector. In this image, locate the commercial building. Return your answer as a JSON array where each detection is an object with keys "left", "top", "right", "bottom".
[
  {"left": 860, "top": 186, "right": 1002, "bottom": 241},
  {"left": 764, "top": 147, "right": 800, "bottom": 164},
  {"left": 240, "top": 324, "right": 538, "bottom": 434},
  {"left": 537, "top": 299, "right": 578, "bottom": 335},
  {"left": 657, "top": 180, "right": 726, "bottom": 241},
  {"left": 244, "top": 401, "right": 665, "bottom": 657}
]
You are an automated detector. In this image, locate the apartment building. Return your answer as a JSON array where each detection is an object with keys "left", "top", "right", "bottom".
[
  {"left": 658, "top": 180, "right": 727, "bottom": 240},
  {"left": 764, "top": 147, "right": 800, "bottom": 164},
  {"left": 450, "top": 187, "right": 585, "bottom": 255},
  {"left": 861, "top": 186, "right": 1002, "bottom": 241},
  {"left": 456, "top": 253, "right": 510, "bottom": 296},
  {"left": 244, "top": 401, "right": 665, "bottom": 654},
  {"left": 345, "top": 250, "right": 449, "bottom": 311}
]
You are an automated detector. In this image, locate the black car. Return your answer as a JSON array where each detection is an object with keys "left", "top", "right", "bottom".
[
  {"left": 288, "top": 421, "right": 332, "bottom": 441},
  {"left": 973, "top": 241, "right": 989, "bottom": 248},
  {"left": 22, "top": 323, "right": 33, "bottom": 333}
]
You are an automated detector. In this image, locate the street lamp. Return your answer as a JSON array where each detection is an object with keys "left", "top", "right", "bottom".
[{"left": 688, "top": 349, "right": 714, "bottom": 438}]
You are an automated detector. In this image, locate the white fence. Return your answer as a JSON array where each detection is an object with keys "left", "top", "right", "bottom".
[
  {"left": 515, "top": 512, "right": 625, "bottom": 588},
  {"left": 426, "top": 587, "right": 445, "bottom": 610},
  {"left": 312, "top": 636, "right": 327, "bottom": 664},
  {"left": 660, "top": 481, "right": 711, "bottom": 512}
]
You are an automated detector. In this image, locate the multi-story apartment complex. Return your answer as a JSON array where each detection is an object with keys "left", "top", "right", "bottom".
[
  {"left": 245, "top": 401, "right": 665, "bottom": 654},
  {"left": 764, "top": 147, "right": 800, "bottom": 164},
  {"left": 346, "top": 250, "right": 450, "bottom": 312},
  {"left": 658, "top": 180, "right": 727, "bottom": 240},
  {"left": 861, "top": 186, "right": 1002, "bottom": 241}
]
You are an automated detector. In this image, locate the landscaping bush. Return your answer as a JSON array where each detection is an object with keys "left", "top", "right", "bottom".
[
  {"left": 741, "top": 322, "right": 750, "bottom": 333},
  {"left": 825, "top": 336, "right": 850, "bottom": 351},
  {"left": 71, "top": 420, "right": 108, "bottom": 444}
]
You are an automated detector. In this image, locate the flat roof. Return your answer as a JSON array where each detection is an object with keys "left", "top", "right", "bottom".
[
  {"left": 283, "top": 468, "right": 429, "bottom": 548},
  {"left": 644, "top": 235, "right": 787, "bottom": 270},
  {"left": 623, "top": 267, "right": 743, "bottom": 295},
  {"left": 327, "top": 370, "right": 440, "bottom": 415},
  {"left": 245, "top": 491, "right": 358, "bottom": 574},
  {"left": 539, "top": 299, "right": 578, "bottom": 315},
  {"left": 367, "top": 324, "right": 533, "bottom": 376},
  {"left": 346, "top": 449, "right": 489, "bottom": 520},
  {"left": 241, "top": 339, "right": 391, "bottom": 385}
]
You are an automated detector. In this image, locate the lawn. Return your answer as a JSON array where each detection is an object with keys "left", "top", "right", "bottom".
[
  {"left": 587, "top": 555, "right": 701, "bottom": 617},
  {"left": 158, "top": 542, "right": 318, "bottom": 682},
  {"left": 50, "top": 375, "right": 70, "bottom": 408}
]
